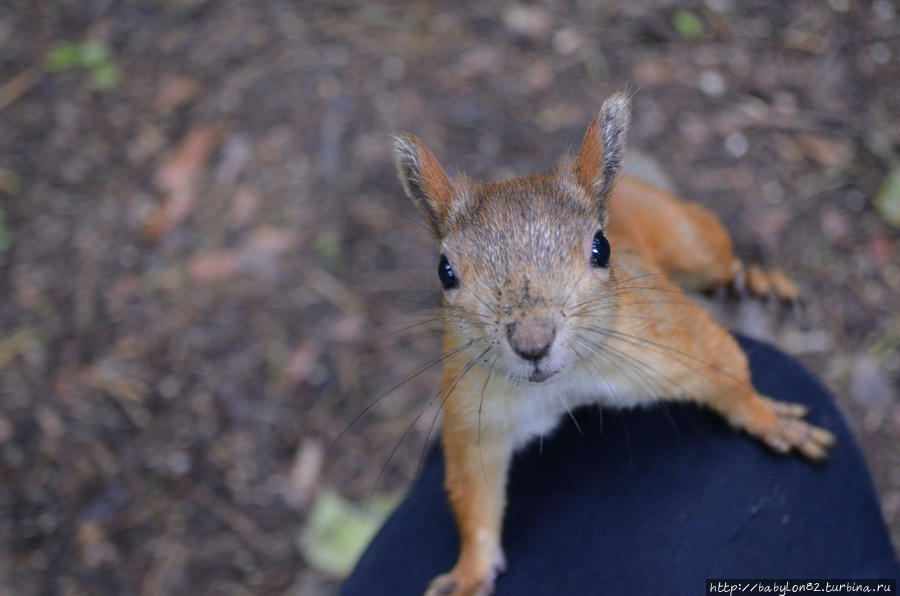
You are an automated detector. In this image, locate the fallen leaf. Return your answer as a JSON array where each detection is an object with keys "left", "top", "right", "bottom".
[
  {"left": 874, "top": 166, "right": 900, "bottom": 228},
  {"left": 0, "top": 66, "right": 42, "bottom": 110},
  {"left": 283, "top": 341, "right": 319, "bottom": 387},
  {"left": 239, "top": 225, "right": 296, "bottom": 268},
  {"left": 46, "top": 42, "right": 81, "bottom": 71},
  {"left": 0, "top": 327, "right": 40, "bottom": 370},
  {"left": 154, "top": 75, "right": 199, "bottom": 115},
  {"left": 282, "top": 438, "right": 324, "bottom": 509},
  {"left": 0, "top": 208, "right": 11, "bottom": 251},
  {"left": 189, "top": 250, "right": 237, "bottom": 284},
  {"left": 793, "top": 134, "right": 853, "bottom": 168},
  {"left": 142, "top": 126, "right": 220, "bottom": 240},
  {"left": 299, "top": 490, "right": 398, "bottom": 577},
  {"left": 672, "top": 9, "right": 704, "bottom": 39},
  {"left": 91, "top": 62, "right": 119, "bottom": 90}
]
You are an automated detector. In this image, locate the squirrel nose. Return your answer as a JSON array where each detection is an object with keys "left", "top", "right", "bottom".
[{"left": 507, "top": 318, "right": 555, "bottom": 362}]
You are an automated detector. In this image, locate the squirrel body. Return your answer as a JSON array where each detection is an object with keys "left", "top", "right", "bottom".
[{"left": 392, "top": 92, "right": 832, "bottom": 596}]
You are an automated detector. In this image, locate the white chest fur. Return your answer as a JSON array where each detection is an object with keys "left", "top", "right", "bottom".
[{"left": 477, "top": 359, "right": 653, "bottom": 450}]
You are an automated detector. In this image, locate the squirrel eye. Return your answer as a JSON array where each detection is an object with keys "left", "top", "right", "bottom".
[
  {"left": 591, "top": 230, "right": 611, "bottom": 268},
  {"left": 438, "top": 254, "right": 459, "bottom": 290}
]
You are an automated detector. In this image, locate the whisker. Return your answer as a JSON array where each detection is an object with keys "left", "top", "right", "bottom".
[
  {"left": 478, "top": 353, "right": 501, "bottom": 490},
  {"left": 556, "top": 392, "right": 582, "bottom": 436},
  {"left": 416, "top": 346, "right": 492, "bottom": 477},
  {"left": 577, "top": 311, "right": 682, "bottom": 325},
  {"left": 328, "top": 335, "right": 488, "bottom": 455},
  {"left": 569, "top": 292, "right": 685, "bottom": 314},
  {"left": 574, "top": 334, "right": 693, "bottom": 459},
  {"left": 575, "top": 335, "right": 684, "bottom": 441},
  {"left": 367, "top": 344, "right": 491, "bottom": 511},
  {"left": 461, "top": 281, "right": 495, "bottom": 315},
  {"left": 575, "top": 336, "right": 667, "bottom": 406},
  {"left": 369, "top": 317, "right": 444, "bottom": 343},
  {"left": 572, "top": 340, "right": 635, "bottom": 465},
  {"left": 587, "top": 326, "right": 749, "bottom": 390}
]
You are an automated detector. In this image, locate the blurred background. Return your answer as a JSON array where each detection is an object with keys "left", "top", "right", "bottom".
[{"left": 1, "top": 1, "right": 899, "bottom": 594}]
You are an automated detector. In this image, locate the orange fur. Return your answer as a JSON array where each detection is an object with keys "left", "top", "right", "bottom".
[{"left": 393, "top": 93, "right": 833, "bottom": 596}]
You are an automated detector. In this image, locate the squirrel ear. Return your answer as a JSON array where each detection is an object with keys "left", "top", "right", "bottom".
[
  {"left": 574, "top": 92, "right": 631, "bottom": 215},
  {"left": 393, "top": 133, "right": 453, "bottom": 239}
]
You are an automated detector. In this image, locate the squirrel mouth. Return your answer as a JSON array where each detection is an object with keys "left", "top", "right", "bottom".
[{"left": 528, "top": 368, "right": 556, "bottom": 383}]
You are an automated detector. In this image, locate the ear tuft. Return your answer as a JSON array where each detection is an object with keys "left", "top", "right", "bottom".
[
  {"left": 392, "top": 133, "right": 452, "bottom": 239},
  {"left": 574, "top": 91, "right": 632, "bottom": 214}
]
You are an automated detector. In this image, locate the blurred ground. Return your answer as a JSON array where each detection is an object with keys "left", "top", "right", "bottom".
[{"left": 1, "top": 1, "right": 899, "bottom": 594}]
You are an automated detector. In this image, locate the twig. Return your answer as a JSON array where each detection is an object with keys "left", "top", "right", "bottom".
[{"left": 0, "top": 66, "right": 42, "bottom": 111}]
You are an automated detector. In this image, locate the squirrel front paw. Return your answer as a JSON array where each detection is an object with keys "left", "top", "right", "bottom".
[
  {"left": 757, "top": 396, "right": 835, "bottom": 460},
  {"left": 424, "top": 551, "right": 506, "bottom": 596}
]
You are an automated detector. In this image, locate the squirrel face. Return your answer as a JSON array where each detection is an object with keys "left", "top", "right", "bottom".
[
  {"left": 434, "top": 175, "right": 612, "bottom": 384},
  {"left": 394, "top": 93, "right": 630, "bottom": 385}
]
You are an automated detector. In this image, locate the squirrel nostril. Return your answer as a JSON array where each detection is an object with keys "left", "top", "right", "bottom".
[{"left": 507, "top": 319, "right": 555, "bottom": 362}]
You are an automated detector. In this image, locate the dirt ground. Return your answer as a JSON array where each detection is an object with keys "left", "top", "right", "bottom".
[{"left": 1, "top": 1, "right": 898, "bottom": 594}]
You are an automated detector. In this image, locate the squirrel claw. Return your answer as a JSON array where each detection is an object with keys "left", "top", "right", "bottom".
[
  {"left": 425, "top": 552, "right": 504, "bottom": 596},
  {"left": 759, "top": 396, "right": 808, "bottom": 418},
  {"left": 425, "top": 571, "right": 496, "bottom": 596},
  {"left": 758, "top": 397, "right": 835, "bottom": 461}
]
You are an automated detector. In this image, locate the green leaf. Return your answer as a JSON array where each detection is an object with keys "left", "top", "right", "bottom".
[
  {"left": 672, "top": 9, "right": 704, "bottom": 39},
  {"left": 79, "top": 40, "right": 111, "bottom": 68},
  {"left": 46, "top": 42, "right": 81, "bottom": 71},
  {"left": 91, "top": 63, "right": 120, "bottom": 90},
  {"left": 874, "top": 167, "right": 900, "bottom": 228},
  {"left": 299, "top": 490, "right": 398, "bottom": 577},
  {"left": 0, "top": 167, "right": 22, "bottom": 197},
  {"left": 0, "top": 209, "right": 11, "bottom": 252},
  {"left": 314, "top": 229, "right": 343, "bottom": 269}
]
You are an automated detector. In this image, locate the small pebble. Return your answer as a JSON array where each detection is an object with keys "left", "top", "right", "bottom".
[
  {"left": 166, "top": 451, "right": 191, "bottom": 476},
  {"left": 725, "top": 132, "right": 748, "bottom": 158},
  {"left": 699, "top": 70, "right": 725, "bottom": 97}
]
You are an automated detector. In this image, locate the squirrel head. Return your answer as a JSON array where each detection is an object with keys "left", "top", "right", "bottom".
[{"left": 393, "top": 92, "right": 631, "bottom": 384}]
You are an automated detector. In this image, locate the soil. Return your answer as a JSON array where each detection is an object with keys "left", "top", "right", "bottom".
[{"left": 1, "top": 1, "right": 898, "bottom": 594}]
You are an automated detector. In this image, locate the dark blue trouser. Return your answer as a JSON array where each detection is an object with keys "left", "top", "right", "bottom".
[{"left": 343, "top": 336, "right": 900, "bottom": 595}]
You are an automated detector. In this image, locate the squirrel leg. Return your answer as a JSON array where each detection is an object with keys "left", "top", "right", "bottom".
[
  {"left": 611, "top": 295, "right": 833, "bottom": 460},
  {"left": 609, "top": 177, "right": 800, "bottom": 301},
  {"left": 426, "top": 381, "right": 512, "bottom": 596},
  {"left": 663, "top": 326, "right": 834, "bottom": 460},
  {"left": 714, "top": 388, "right": 835, "bottom": 461}
]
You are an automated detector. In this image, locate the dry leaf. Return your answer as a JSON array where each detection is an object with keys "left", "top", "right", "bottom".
[
  {"left": 794, "top": 134, "right": 853, "bottom": 168},
  {"left": 154, "top": 75, "right": 199, "bottom": 115},
  {"left": 239, "top": 225, "right": 297, "bottom": 269},
  {"left": 283, "top": 341, "right": 319, "bottom": 386},
  {"left": 142, "top": 126, "right": 220, "bottom": 240},
  {"left": 189, "top": 250, "right": 238, "bottom": 284},
  {"left": 283, "top": 438, "right": 324, "bottom": 510}
]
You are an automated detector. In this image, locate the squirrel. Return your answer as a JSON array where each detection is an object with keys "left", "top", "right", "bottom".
[{"left": 391, "top": 91, "right": 835, "bottom": 596}]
